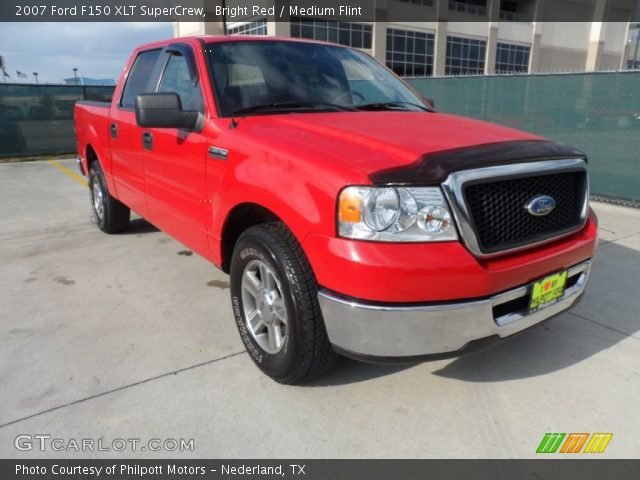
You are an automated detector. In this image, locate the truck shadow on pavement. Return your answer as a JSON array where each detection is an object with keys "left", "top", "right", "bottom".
[
  {"left": 120, "top": 218, "right": 159, "bottom": 235},
  {"left": 85, "top": 215, "right": 640, "bottom": 386},
  {"left": 432, "top": 241, "right": 640, "bottom": 382},
  {"left": 311, "top": 241, "right": 639, "bottom": 385},
  {"left": 308, "top": 358, "right": 412, "bottom": 386}
]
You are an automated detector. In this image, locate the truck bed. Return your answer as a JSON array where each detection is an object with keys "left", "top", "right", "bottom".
[
  {"left": 74, "top": 101, "right": 112, "bottom": 177},
  {"left": 76, "top": 100, "right": 110, "bottom": 109}
]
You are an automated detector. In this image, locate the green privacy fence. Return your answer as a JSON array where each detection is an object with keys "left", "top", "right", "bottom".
[
  {"left": 406, "top": 71, "right": 640, "bottom": 203},
  {"left": 2, "top": 74, "right": 639, "bottom": 202},
  {"left": 0, "top": 84, "right": 114, "bottom": 158}
]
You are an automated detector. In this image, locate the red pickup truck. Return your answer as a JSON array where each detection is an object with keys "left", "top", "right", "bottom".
[{"left": 75, "top": 36, "right": 597, "bottom": 384}]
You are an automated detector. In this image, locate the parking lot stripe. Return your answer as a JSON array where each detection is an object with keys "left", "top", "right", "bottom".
[{"left": 48, "top": 159, "right": 88, "bottom": 187}]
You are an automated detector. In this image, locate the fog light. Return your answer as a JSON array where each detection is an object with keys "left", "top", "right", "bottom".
[{"left": 417, "top": 206, "right": 452, "bottom": 234}]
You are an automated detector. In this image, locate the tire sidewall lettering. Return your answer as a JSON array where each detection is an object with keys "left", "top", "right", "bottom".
[
  {"left": 231, "top": 294, "right": 263, "bottom": 364},
  {"left": 232, "top": 245, "right": 292, "bottom": 367}
]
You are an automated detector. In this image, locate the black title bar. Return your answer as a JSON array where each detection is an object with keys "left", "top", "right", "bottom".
[
  {"left": 1, "top": 460, "right": 640, "bottom": 480},
  {"left": 1, "top": 0, "right": 638, "bottom": 22}
]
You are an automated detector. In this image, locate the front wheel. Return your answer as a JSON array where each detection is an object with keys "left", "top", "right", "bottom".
[{"left": 229, "top": 222, "right": 337, "bottom": 384}]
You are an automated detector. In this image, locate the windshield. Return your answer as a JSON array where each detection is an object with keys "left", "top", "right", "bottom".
[{"left": 206, "top": 40, "right": 426, "bottom": 117}]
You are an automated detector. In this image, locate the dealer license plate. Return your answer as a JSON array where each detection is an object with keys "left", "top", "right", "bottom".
[{"left": 529, "top": 270, "right": 568, "bottom": 312}]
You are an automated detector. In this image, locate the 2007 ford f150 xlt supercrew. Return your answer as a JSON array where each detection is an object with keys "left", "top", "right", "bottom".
[{"left": 75, "top": 36, "right": 597, "bottom": 384}]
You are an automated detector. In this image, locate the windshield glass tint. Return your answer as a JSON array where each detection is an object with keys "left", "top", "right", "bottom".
[{"left": 206, "top": 41, "right": 424, "bottom": 116}]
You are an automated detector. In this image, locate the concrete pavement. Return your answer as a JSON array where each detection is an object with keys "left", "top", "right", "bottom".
[{"left": 1, "top": 159, "right": 639, "bottom": 458}]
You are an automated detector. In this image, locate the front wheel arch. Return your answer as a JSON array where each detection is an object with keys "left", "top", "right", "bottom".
[{"left": 220, "top": 203, "right": 282, "bottom": 273}]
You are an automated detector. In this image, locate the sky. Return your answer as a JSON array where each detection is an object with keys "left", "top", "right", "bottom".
[
  {"left": 1, "top": 22, "right": 639, "bottom": 83},
  {"left": 0, "top": 22, "right": 173, "bottom": 84}
]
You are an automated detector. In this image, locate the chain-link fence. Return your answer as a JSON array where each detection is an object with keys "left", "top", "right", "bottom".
[
  {"left": 407, "top": 71, "right": 640, "bottom": 203},
  {"left": 0, "top": 84, "right": 114, "bottom": 158}
]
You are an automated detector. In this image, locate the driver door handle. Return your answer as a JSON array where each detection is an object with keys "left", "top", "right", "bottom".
[{"left": 142, "top": 132, "right": 153, "bottom": 151}]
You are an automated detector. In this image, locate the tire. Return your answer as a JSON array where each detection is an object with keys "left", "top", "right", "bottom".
[
  {"left": 88, "top": 162, "right": 130, "bottom": 234},
  {"left": 230, "top": 222, "right": 338, "bottom": 384}
]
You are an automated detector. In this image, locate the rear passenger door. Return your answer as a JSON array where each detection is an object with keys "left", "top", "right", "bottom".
[
  {"left": 142, "top": 45, "right": 210, "bottom": 257},
  {"left": 109, "top": 48, "right": 162, "bottom": 217}
]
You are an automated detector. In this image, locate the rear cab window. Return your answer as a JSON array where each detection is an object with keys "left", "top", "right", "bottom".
[{"left": 120, "top": 49, "right": 162, "bottom": 109}]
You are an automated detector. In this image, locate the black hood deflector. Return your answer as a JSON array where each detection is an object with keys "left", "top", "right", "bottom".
[{"left": 369, "top": 139, "right": 587, "bottom": 186}]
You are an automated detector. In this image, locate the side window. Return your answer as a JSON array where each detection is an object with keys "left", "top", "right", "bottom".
[
  {"left": 120, "top": 49, "right": 161, "bottom": 109},
  {"left": 158, "top": 53, "right": 204, "bottom": 113}
]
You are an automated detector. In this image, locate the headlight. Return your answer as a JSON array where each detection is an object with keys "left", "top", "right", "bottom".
[{"left": 338, "top": 186, "right": 458, "bottom": 242}]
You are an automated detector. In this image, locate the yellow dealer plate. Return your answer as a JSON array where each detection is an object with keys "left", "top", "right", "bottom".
[{"left": 529, "top": 270, "right": 568, "bottom": 312}]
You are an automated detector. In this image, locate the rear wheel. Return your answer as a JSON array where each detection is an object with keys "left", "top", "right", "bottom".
[
  {"left": 89, "top": 162, "right": 130, "bottom": 234},
  {"left": 230, "top": 222, "right": 338, "bottom": 384}
]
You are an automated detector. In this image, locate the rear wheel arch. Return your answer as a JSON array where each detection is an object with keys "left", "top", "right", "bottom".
[
  {"left": 86, "top": 144, "right": 99, "bottom": 170},
  {"left": 86, "top": 144, "right": 118, "bottom": 197},
  {"left": 88, "top": 161, "right": 130, "bottom": 234}
]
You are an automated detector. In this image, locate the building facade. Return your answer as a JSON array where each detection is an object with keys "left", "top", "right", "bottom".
[{"left": 174, "top": 0, "right": 639, "bottom": 76}]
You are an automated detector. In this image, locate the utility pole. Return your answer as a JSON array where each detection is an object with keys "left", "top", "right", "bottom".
[
  {"left": 33, "top": 72, "right": 38, "bottom": 84},
  {"left": 634, "top": 0, "right": 640, "bottom": 67},
  {"left": 633, "top": 23, "right": 640, "bottom": 69},
  {"left": 1, "top": 55, "right": 7, "bottom": 83}
]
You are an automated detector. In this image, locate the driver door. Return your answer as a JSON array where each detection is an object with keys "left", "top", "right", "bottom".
[{"left": 142, "top": 46, "right": 210, "bottom": 257}]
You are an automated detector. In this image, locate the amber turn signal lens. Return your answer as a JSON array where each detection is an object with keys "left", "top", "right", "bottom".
[{"left": 339, "top": 189, "right": 363, "bottom": 223}]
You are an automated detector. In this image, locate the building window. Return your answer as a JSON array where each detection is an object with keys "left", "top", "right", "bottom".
[
  {"left": 394, "top": 0, "right": 434, "bottom": 6},
  {"left": 498, "top": 10, "right": 529, "bottom": 21},
  {"left": 290, "top": 19, "right": 373, "bottom": 49},
  {"left": 445, "top": 36, "right": 486, "bottom": 75},
  {"left": 386, "top": 28, "right": 435, "bottom": 77},
  {"left": 228, "top": 20, "right": 267, "bottom": 36},
  {"left": 499, "top": 1, "right": 530, "bottom": 21},
  {"left": 495, "top": 42, "right": 530, "bottom": 73},
  {"left": 448, "top": 0, "right": 487, "bottom": 16}
]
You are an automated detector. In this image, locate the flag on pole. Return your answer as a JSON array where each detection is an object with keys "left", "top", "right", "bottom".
[
  {"left": 17, "top": 70, "right": 27, "bottom": 79},
  {"left": 2, "top": 69, "right": 10, "bottom": 78}
]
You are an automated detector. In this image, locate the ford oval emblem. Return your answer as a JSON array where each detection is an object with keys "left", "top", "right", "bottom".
[{"left": 525, "top": 195, "right": 556, "bottom": 217}]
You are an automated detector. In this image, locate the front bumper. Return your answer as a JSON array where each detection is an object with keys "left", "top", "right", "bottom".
[
  {"left": 303, "top": 215, "right": 597, "bottom": 303},
  {"left": 318, "top": 260, "right": 591, "bottom": 359}
]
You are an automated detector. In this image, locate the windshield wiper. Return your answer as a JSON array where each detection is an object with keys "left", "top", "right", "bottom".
[
  {"left": 356, "top": 101, "right": 431, "bottom": 112},
  {"left": 232, "top": 101, "right": 357, "bottom": 116}
]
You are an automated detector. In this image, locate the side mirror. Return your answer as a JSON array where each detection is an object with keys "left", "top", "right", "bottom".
[
  {"left": 135, "top": 92, "right": 200, "bottom": 130},
  {"left": 422, "top": 96, "right": 435, "bottom": 110}
]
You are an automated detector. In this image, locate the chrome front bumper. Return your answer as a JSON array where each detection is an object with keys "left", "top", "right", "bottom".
[{"left": 318, "top": 260, "right": 592, "bottom": 359}]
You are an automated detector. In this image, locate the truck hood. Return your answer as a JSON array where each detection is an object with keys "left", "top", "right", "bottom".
[{"left": 245, "top": 111, "right": 544, "bottom": 179}]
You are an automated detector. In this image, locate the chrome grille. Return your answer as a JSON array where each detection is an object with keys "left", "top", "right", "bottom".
[
  {"left": 442, "top": 159, "right": 589, "bottom": 257},
  {"left": 464, "top": 171, "right": 586, "bottom": 253}
]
